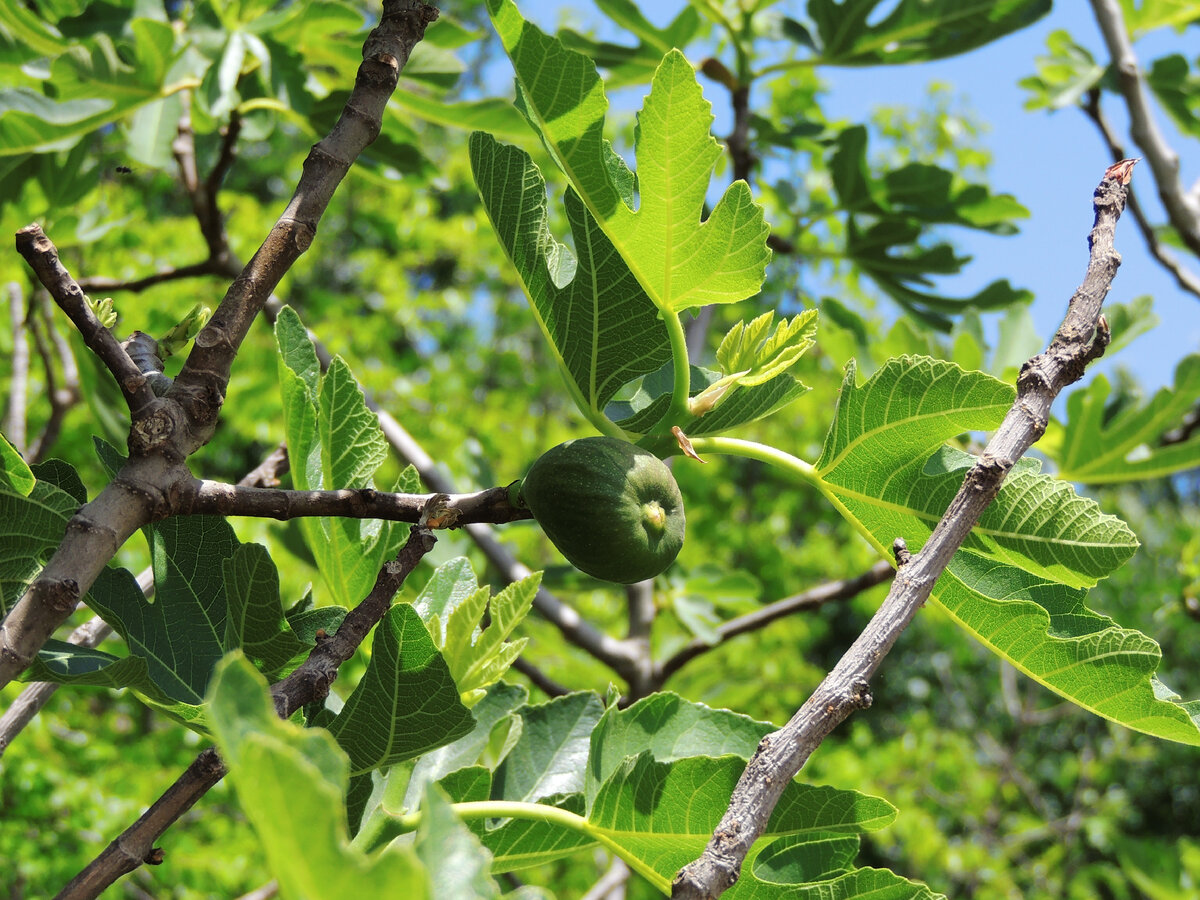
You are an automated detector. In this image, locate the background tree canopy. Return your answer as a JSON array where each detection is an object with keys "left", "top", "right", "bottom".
[{"left": 1, "top": 1, "right": 1199, "bottom": 898}]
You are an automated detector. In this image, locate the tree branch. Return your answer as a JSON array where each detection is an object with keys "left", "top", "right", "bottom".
[
  {"left": 14, "top": 226, "right": 155, "bottom": 417},
  {"left": 0, "top": 610, "right": 117, "bottom": 756},
  {"left": 57, "top": 520, "right": 438, "bottom": 900},
  {"left": 27, "top": 293, "right": 82, "bottom": 463},
  {"left": 0, "top": 449, "right": 290, "bottom": 754},
  {"left": 77, "top": 258, "right": 232, "bottom": 295},
  {"left": 510, "top": 656, "right": 571, "bottom": 698},
  {"left": 181, "top": 479, "right": 532, "bottom": 527},
  {"left": 77, "top": 102, "right": 244, "bottom": 295},
  {"left": 1081, "top": 87, "right": 1200, "bottom": 299},
  {"left": 672, "top": 160, "right": 1134, "bottom": 898},
  {"left": 1088, "top": 0, "right": 1200, "bottom": 258},
  {"left": 0, "top": 0, "right": 439, "bottom": 691},
  {"left": 654, "top": 560, "right": 895, "bottom": 688},
  {"left": 5, "top": 281, "right": 29, "bottom": 451},
  {"left": 168, "top": 1, "right": 439, "bottom": 453}
]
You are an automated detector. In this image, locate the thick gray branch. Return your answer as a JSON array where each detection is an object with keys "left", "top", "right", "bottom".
[{"left": 672, "top": 162, "right": 1133, "bottom": 899}]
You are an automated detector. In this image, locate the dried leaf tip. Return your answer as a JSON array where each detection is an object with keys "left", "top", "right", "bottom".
[
  {"left": 671, "top": 426, "right": 705, "bottom": 463},
  {"left": 1104, "top": 158, "right": 1140, "bottom": 185}
]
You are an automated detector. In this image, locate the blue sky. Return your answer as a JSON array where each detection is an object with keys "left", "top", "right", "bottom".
[
  {"left": 513, "top": 1, "right": 1199, "bottom": 393},
  {"left": 822, "top": 2, "right": 1200, "bottom": 393}
]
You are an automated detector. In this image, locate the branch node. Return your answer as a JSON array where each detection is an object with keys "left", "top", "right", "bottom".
[
  {"left": 891, "top": 538, "right": 911, "bottom": 567},
  {"left": 847, "top": 678, "right": 873, "bottom": 710},
  {"left": 30, "top": 577, "right": 82, "bottom": 614},
  {"left": 129, "top": 404, "right": 179, "bottom": 455}
]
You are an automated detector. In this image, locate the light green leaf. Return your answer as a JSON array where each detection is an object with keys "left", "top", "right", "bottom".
[
  {"left": 208, "top": 654, "right": 432, "bottom": 900},
  {"left": 405, "top": 682, "right": 529, "bottom": 809},
  {"left": 0, "top": 20, "right": 182, "bottom": 155},
  {"left": 815, "top": 356, "right": 1015, "bottom": 478},
  {"left": 716, "top": 310, "right": 819, "bottom": 387},
  {"left": 732, "top": 856, "right": 944, "bottom": 899},
  {"left": 389, "top": 92, "right": 530, "bottom": 142},
  {"left": 492, "top": 692, "right": 605, "bottom": 804},
  {"left": 585, "top": 691, "right": 774, "bottom": 809},
  {"left": 469, "top": 133, "right": 672, "bottom": 419},
  {"left": 1019, "top": 29, "right": 1106, "bottom": 111},
  {"left": 328, "top": 604, "right": 475, "bottom": 775},
  {"left": 1048, "top": 354, "right": 1200, "bottom": 483},
  {"left": 475, "top": 786, "right": 595, "bottom": 873},
  {"left": 448, "top": 573, "right": 540, "bottom": 706},
  {"left": 415, "top": 786, "right": 501, "bottom": 900},
  {"left": 486, "top": 0, "right": 770, "bottom": 312},
  {"left": 557, "top": 2, "right": 705, "bottom": 89},
  {"left": 412, "top": 555, "right": 538, "bottom": 704},
  {"left": 0, "top": 2, "right": 70, "bottom": 59},
  {"left": 1101, "top": 295, "right": 1159, "bottom": 357},
  {"left": 936, "top": 550, "right": 1200, "bottom": 744},
  {"left": 275, "top": 306, "right": 410, "bottom": 607},
  {"left": 375, "top": 698, "right": 917, "bottom": 888},
  {"left": 1119, "top": 0, "right": 1200, "bottom": 37},
  {"left": 815, "top": 356, "right": 1200, "bottom": 744},
  {"left": 612, "top": 359, "right": 811, "bottom": 438},
  {"left": 0, "top": 431, "right": 35, "bottom": 497}
]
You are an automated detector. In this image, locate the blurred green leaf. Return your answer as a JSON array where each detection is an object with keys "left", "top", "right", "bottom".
[
  {"left": 1146, "top": 53, "right": 1200, "bottom": 138},
  {"left": 1019, "top": 29, "right": 1106, "bottom": 111},
  {"left": 808, "top": 0, "right": 1051, "bottom": 66},
  {"left": 1048, "top": 354, "right": 1200, "bottom": 483}
]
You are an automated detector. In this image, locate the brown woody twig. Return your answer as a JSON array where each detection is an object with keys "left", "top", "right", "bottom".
[
  {"left": 1088, "top": 0, "right": 1200, "bottom": 258},
  {"left": 654, "top": 560, "right": 895, "bottom": 688},
  {"left": 26, "top": 293, "right": 82, "bottom": 463},
  {"left": 14, "top": 226, "right": 155, "bottom": 417},
  {"left": 181, "top": 479, "right": 532, "bottom": 526},
  {"left": 672, "top": 161, "right": 1134, "bottom": 898}
]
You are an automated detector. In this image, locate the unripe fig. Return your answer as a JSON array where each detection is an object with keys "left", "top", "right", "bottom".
[{"left": 518, "top": 437, "right": 685, "bottom": 583}]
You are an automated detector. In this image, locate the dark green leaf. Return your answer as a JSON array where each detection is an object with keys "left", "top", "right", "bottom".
[{"left": 328, "top": 604, "right": 475, "bottom": 775}]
